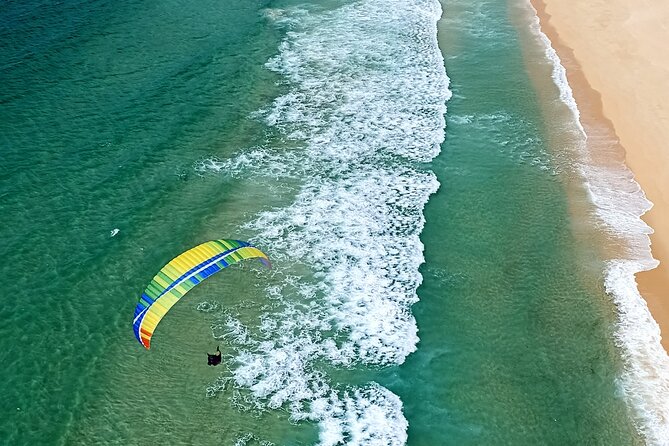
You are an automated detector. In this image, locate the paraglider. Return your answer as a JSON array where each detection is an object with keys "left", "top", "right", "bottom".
[
  {"left": 207, "top": 346, "right": 222, "bottom": 366},
  {"left": 132, "top": 239, "right": 270, "bottom": 349}
]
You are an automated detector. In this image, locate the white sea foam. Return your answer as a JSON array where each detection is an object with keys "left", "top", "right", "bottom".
[
  {"left": 234, "top": 432, "right": 275, "bottom": 446},
  {"left": 525, "top": 3, "right": 584, "bottom": 135},
  {"left": 584, "top": 155, "right": 669, "bottom": 444},
  {"left": 194, "top": 149, "right": 307, "bottom": 180},
  {"left": 203, "top": 0, "right": 450, "bottom": 443},
  {"left": 526, "top": 1, "right": 669, "bottom": 443}
]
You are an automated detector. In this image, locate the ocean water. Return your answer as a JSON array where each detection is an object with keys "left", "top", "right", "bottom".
[{"left": 0, "top": 0, "right": 665, "bottom": 444}]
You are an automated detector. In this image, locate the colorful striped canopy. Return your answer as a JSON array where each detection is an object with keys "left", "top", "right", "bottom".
[{"left": 133, "top": 239, "right": 270, "bottom": 349}]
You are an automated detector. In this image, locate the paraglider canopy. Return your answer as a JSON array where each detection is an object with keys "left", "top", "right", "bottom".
[{"left": 132, "top": 239, "right": 270, "bottom": 349}]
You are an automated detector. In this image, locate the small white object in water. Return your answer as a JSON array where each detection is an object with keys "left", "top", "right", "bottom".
[{"left": 110, "top": 228, "right": 120, "bottom": 237}]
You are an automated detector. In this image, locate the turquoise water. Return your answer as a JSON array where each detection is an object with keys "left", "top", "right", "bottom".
[
  {"left": 391, "top": 1, "right": 640, "bottom": 443},
  {"left": 0, "top": 0, "right": 647, "bottom": 444}
]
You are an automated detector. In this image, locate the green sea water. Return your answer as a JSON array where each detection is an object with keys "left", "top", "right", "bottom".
[
  {"left": 391, "top": 1, "right": 641, "bottom": 443},
  {"left": 0, "top": 0, "right": 645, "bottom": 444}
]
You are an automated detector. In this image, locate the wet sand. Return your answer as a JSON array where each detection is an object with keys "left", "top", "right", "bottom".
[{"left": 529, "top": 0, "right": 669, "bottom": 351}]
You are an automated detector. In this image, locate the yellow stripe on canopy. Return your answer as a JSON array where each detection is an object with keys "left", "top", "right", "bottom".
[{"left": 132, "top": 239, "right": 270, "bottom": 349}]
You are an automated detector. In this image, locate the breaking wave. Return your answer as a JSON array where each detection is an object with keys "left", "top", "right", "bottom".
[
  {"left": 202, "top": 0, "right": 450, "bottom": 444},
  {"left": 526, "top": 1, "right": 669, "bottom": 443}
]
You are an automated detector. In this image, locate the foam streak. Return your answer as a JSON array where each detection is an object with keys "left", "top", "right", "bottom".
[
  {"left": 208, "top": 0, "right": 451, "bottom": 443},
  {"left": 526, "top": 1, "right": 669, "bottom": 443}
]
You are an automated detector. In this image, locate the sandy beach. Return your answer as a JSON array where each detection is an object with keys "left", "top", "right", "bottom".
[{"left": 529, "top": 0, "right": 669, "bottom": 351}]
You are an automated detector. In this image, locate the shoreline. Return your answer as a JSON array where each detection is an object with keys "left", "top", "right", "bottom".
[
  {"left": 528, "top": 0, "right": 669, "bottom": 353},
  {"left": 525, "top": 0, "right": 669, "bottom": 441}
]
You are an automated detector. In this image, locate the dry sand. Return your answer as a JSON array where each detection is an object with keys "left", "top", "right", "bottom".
[{"left": 529, "top": 0, "right": 669, "bottom": 351}]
